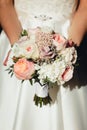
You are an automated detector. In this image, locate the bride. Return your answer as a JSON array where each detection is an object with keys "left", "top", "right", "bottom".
[{"left": 0, "top": 0, "right": 87, "bottom": 130}]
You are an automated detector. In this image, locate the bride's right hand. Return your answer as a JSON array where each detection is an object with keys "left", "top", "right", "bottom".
[{"left": 0, "top": 0, "right": 22, "bottom": 45}]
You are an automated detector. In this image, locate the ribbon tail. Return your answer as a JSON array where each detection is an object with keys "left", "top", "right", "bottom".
[{"left": 3, "top": 49, "right": 11, "bottom": 66}]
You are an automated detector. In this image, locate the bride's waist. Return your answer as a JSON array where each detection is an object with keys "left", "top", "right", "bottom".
[{"left": 18, "top": 13, "right": 70, "bottom": 35}]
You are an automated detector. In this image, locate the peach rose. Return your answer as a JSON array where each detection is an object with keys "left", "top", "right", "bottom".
[
  {"left": 53, "top": 34, "right": 66, "bottom": 50},
  {"left": 14, "top": 58, "right": 35, "bottom": 80},
  {"left": 62, "top": 66, "right": 74, "bottom": 82}
]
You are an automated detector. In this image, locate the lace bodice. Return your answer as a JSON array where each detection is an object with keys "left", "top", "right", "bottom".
[{"left": 15, "top": 0, "right": 75, "bottom": 37}]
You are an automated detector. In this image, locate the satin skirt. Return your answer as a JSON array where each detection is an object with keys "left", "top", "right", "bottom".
[{"left": 0, "top": 31, "right": 87, "bottom": 130}]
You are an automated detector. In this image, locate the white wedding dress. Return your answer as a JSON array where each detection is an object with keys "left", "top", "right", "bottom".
[{"left": 0, "top": 0, "right": 87, "bottom": 130}]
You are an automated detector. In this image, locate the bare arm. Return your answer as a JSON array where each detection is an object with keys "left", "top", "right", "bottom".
[
  {"left": 69, "top": 1, "right": 87, "bottom": 46},
  {"left": 0, "top": 0, "right": 22, "bottom": 45}
]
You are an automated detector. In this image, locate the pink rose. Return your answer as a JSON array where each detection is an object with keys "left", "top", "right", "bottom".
[
  {"left": 53, "top": 34, "right": 66, "bottom": 50},
  {"left": 14, "top": 58, "right": 35, "bottom": 80},
  {"left": 66, "top": 39, "right": 75, "bottom": 47},
  {"left": 40, "top": 46, "right": 55, "bottom": 59},
  {"left": 53, "top": 34, "right": 66, "bottom": 43},
  {"left": 62, "top": 66, "right": 74, "bottom": 82}
]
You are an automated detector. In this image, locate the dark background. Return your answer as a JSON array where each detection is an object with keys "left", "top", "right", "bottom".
[{"left": 0, "top": 26, "right": 2, "bottom": 33}]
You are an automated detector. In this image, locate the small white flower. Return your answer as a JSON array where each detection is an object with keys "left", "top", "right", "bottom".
[
  {"left": 59, "top": 47, "right": 77, "bottom": 64},
  {"left": 36, "top": 59, "right": 66, "bottom": 84}
]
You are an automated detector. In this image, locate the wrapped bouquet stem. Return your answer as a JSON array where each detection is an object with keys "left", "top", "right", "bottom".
[
  {"left": 4, "top": 27, "right": 77, "bottom": 107},
  {"left": 34, "top": 83, "right": 52, "bottom": 107}
]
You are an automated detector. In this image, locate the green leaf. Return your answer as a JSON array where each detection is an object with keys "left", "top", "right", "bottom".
[
  {"left": 5, "top": 68, "right": 10, "bottom": 71},
  {"left": 21, "top": 80, "right": 24, "bottom": 84},
  {"left": 21, "top": 29, "right": 28, "bottom": 36},
  {"left": 10, "top": 73, "right": 14, "bottom": 77},
  {"left": 8, "top": 69, "right": 12, "bottom": 74},
  {"left": 29, "top": 79, "right": 33, "bottom": 85},
  {"left": 10, "top": 64, "right": 14, "bottom": 68}
]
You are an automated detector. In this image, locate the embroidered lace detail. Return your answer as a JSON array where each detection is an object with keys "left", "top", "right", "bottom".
[
  {"left": 34, "top": 15, "right": 53, "bottom": 21},
  {"left": 15, "top": 0, "right": 75, "bottom": 36}
]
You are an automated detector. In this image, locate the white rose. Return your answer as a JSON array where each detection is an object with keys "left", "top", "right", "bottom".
[
  {"left": 59, "top": 47, "right": 77, "bottom": 64},
  {"left": 12, "top": 38, "right": 39, "bottom": 59},
  {"left": 52, "top": 34, "right": 66, "bottom": 51}
]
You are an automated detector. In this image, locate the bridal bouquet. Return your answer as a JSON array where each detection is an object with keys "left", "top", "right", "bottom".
[{"left": 4, "top": 27, "right": 77, "bottom": 107}]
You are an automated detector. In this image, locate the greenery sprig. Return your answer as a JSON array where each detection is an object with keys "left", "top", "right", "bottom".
[
  {"left": 34, "top": 94, "right": 52, "bottom": 107},
  {"left": 20, "top": 29, "right": 28, "bottom": 37}
]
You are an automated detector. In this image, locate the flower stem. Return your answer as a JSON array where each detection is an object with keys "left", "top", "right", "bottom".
[{"left": 33, "top": 94, "right": 52, "bottom": 107}]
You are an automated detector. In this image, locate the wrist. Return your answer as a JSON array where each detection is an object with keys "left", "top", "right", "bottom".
[{"left": 11, "top": 29, "right": 28, "bottom": 48}]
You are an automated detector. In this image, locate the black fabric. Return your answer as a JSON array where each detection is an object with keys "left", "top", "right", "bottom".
[
  {"left": 0, "top": 26, "right": 2, "bottom": 33},
  {"left": 64, "top": 34, "right": 87, "bottom": 90},
  {"left": 76, "top": 34, "right": 87, "bottom": 86}
]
